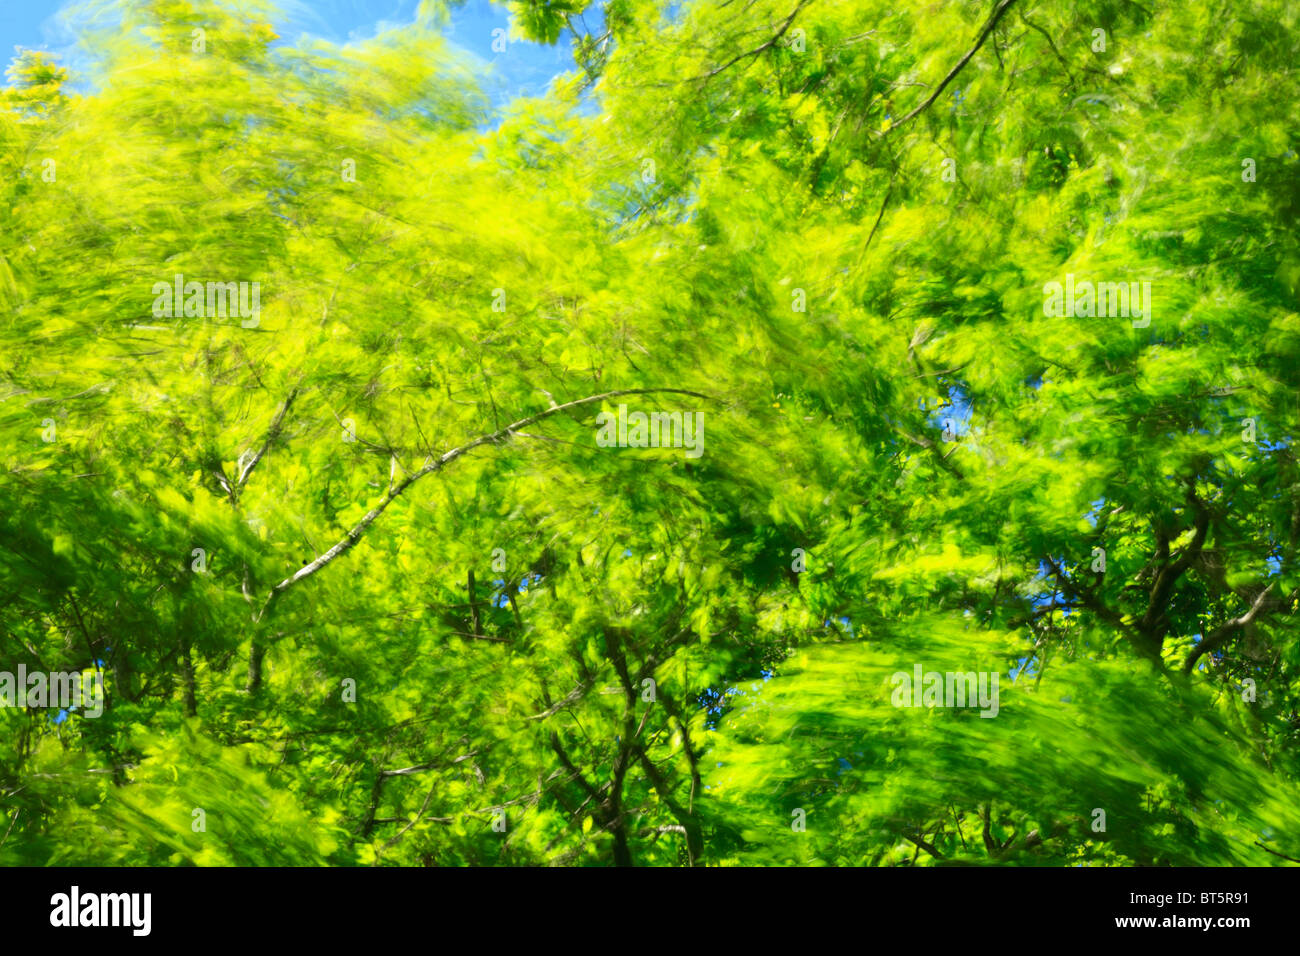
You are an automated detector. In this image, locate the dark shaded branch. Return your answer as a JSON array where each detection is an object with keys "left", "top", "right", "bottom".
[
  {"left": 1042, "top": 556, "right": 1127, "bottom": 633},
  {"left": 444, "top": 630, "right": 510, "bottom": 643},
  {"left": 637, "top": 747, "right": 703, "bottom": 865},
  {"left": 1018, "top": 9, "right": 1075, "bottom": 88},
  {"left": 885, "top": 0, "right": 1021, "bottom": 136},
  {"left": 1183, "top": 584, "right": 1275, "bottom": 675},
  {"left": 863, "top": 185, "right": 893, "bottom": 255},
  {"left": 549, "top": 732, "right": 600, "bottom": 803},
  {"left": 1140, "top": 490, "right": 1211, "bottom": 639},
  {"left": 697, "top": 0, "right": 814, "bottom": 79},
  {"left": 901, "top": 829, "right": 944, "bottom": 860},
  {"left": 980, "top": 802, "right": 998, "bottom": 856},
  {"left": 1254, "top": 840, "right": 1300, "bottom": 864}
]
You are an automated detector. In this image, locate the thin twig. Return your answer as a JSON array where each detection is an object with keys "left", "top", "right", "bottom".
[
  {"left": 697, "top": 0, "right": 814, "bottom": 79},
  {"left": 884, "top": 0, "right": 1021, "bottom": 137}
]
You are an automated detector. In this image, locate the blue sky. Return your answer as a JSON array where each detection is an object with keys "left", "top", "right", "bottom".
[{"left": 2, "top": 0, "right": 574, "bottom": 108}]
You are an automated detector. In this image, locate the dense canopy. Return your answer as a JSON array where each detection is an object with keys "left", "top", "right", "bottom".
[{"left": 2, "top": 0, "right": 1299, "bottom": 866}]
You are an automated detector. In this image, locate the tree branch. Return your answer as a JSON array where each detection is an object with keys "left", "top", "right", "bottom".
[
  {"left": 529, "top": 679, "right": 595, "bottom": 721},
  {"left": 1254, "top": 840, "right": 1300, "bottom": 864},
  {"left": 980, "top": 802, "right": 998, "bottom": 856},
  {"left": 1140, "top": 490, "right": 1211, "bottom": 640},
  {"left": 901, "top": 828, "right": 944, "bottom": 860},
  {"left": 1018, "top": 9, "right": 1075, "bottom": 88},
  {"left": 884, "top": 0, "right": 1021, "bottom": 137},
  {"left": 637, "top": 747, "right": 703, "bottom": 865},
  {"left": 696, "top": 0, "right": 814, "bottom": 80},
  {"left": 1183, "top": 584, "right": 1275, "bottom": 675},
  {"left": 256, "top": 387, "right": 716, "bottom": 622},
  {"left": 234, "top": 386, "right": 299, "bottom": 499},
  {"left": 893, "top": 423, "right": 965, "bottom": 480}
]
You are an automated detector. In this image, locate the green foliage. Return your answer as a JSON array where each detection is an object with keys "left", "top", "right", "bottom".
[{"left": 1, "top": 0, "right": 1298, "bottom": 866}]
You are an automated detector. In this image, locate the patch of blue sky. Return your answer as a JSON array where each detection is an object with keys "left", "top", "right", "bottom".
[
  {"left": 1010, "top": 655, "right": 1038, "bottom": 682},
  {"left": 3, "top": 0, "right": 579, "bottom": 114},
  {"left": 822, "top": 615, "right": 854, "bottom": 636},
  {"left": 922, "top": 383, "right": 972, "bottom": 440},
  {"left": 490, "top": 572, "right": 541, "bottom": 606},
  {"left": 1082, "top": 497, "right": 1106, "bottom": 528}
]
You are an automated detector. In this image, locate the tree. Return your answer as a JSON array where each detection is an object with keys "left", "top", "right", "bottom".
[{"left": 1, "top": 0, "right": 1298, "bottom": 867}]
